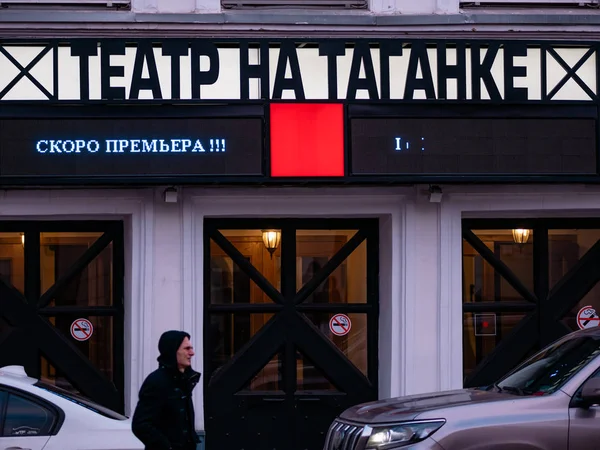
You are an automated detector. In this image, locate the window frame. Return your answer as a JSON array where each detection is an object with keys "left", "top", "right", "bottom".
[
  {"left": 462, "top": 218, "right": 600, "bottom": 388},
  {"left": 0, "top": 0, "right": 130, "bottom": 8},
  {"left": 0, "top": 384, "right": 64, "bottom": 438},
  {"left": 461, "top": 0, "right": 591, "bottom": 6},
  {"left": 0, "top": 220, "right": 125, "bottom": 413},
  {"left": 221, "top": 0, "right": 368, "bottom": 9}
]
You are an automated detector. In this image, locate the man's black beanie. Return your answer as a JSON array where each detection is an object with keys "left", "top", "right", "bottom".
[{"left": 157, "top": 330, "right": 190, "bottom": 368}]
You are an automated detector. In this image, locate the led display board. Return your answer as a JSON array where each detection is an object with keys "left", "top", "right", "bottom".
[
  {"left": 0, "top": 109, "right": 264, "bottom": 181},
  {"left": 350, "top": 107, "right": 598, "bottom": 177}
]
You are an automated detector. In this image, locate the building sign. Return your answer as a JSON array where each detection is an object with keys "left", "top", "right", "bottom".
[
  {"left": 0, "top": 107, "right": 264, "bottom": 180},
  {"left": 0, "top": 39, "right": 597, "bottom": 103},
  {"left": 1, "top": 38, "right": 599, "bottom": 185},
  {"left": 349, "top": 105, "right": 598, "bottom": 177}
]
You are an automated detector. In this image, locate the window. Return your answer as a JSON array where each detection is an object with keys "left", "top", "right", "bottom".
[
  {"left": 0, "top": 222, "right": 124, "bottom": 413},
  {"left": 2, "top": 393, "right": 57, "bottom": 437},
  {"left": 460, "top": 0, "right": 595, "bottom": 7},
  {"left": 222, "top": 0, "right": 367, "bottom": 9},
  {"left": 463, "top": 219, "right": 600, "bottom": 389},
  {"left": 496, "top": 335, "right": 600, "bottom": 395},
  {"left": 0, "top": 391, "right": 5, "bottom": 420}
]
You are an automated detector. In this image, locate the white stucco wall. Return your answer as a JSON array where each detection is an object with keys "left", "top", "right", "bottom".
[
  {"left": 403, "top": 192, "right": 442, "bottom": 394},
  {"left": 132, "top": 0, "right": 451, "bottom": 14},
  {"left": 133, "top": 0, "right": 222, "bottom": 14}
]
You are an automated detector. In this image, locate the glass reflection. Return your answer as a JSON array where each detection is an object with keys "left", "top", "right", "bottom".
[
  {"left": 302, "top": 313, "right": 367, "bottom": 377},
  {"left": 40, "top": 316, "right": 113, "bottom": 386},
  {"left": 463, "top": 231, "right": 533, "bottom": 304},
  {"left": 3, "top": 394, "right": 53, "bottom": 436},
  {"left": 297, "top": 350, "right": 337, "bottom": 391},
  {"left": 40, "top": 232, "right": 113, "bottom": 307},
  {"left": 210, "top": 313, "right": 274, "bottom": 388},
  {"left": 0, "top": 232, "right": 25, "bottom": 294},
  {"left": 463, "top": 312, "right": 527, "bottom": 382}
]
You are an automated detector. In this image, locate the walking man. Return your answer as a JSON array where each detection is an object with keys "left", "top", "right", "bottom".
[{"left": 132, "top": 330, "right": 201, "bottom": 450}]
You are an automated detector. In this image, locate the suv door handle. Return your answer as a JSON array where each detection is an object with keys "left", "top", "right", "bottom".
[{"left": 6, "top": 447, "right": 32, "bottom": 450}]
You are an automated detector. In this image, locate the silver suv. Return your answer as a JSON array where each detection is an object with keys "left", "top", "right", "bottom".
[{"left": 324, "top": 327, "right": 600, "bottom": 450}]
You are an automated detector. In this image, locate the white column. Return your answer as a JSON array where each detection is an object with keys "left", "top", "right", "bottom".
[
  {"left": 403, "top": 192, "right": 444, "bottom": 395},
  {"left": 150, "top": 189, "right": 185, "bottom": 342}
]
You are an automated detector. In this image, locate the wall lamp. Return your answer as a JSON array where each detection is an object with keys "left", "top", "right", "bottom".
[
  {"left": 261, "top": 230, "right": 281, "bottom": 259},
  {"left": 512, "top": 229, "right": 531, "bottom": 244},
  {"left": 163, "top": 186, "right": 178, "bottom": 203},
  {"left": 428, "top": 185, "right": 443, "bottom": 203}
]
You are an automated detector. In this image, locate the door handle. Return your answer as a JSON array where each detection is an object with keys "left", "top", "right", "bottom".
[
  {"left": 6, "top": 447, "right": 32, "bottom": 450},
  {"left": 262, "top": 398, "right": 285, "bottom": 402}
]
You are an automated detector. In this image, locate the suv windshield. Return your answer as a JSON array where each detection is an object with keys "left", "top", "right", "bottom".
[
  {"left": 493, "top": 334, "right": 600, "bottom": 396},
  {"left": 34, "top": 381, "right": 127, "bottom": 420}
]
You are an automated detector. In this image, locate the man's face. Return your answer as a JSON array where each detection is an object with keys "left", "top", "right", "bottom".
[{"left": 176, "top": 337, "right": 195, "bottom": 372}]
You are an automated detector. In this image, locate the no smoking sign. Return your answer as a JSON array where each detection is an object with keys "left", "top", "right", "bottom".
[
  {"left": 577, "top": 306, "right": 600, "bottom": 330},
  {"left": 329, "top": 314, "right": 351, "bottom": 337},
  {"left": 70, "top": 318, "right": 94, "bottom": 342}
]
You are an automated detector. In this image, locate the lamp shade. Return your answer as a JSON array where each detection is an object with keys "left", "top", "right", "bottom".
[
  {"left": 512, "top": 228, "right": 531, "bottom": 244},
  {"left": 261, "top": 230, "right": 281, "bottom": 257}
]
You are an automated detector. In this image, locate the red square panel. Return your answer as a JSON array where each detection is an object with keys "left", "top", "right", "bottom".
[{"left": 270, "top": 103, "right": 345, "bottom": 177}]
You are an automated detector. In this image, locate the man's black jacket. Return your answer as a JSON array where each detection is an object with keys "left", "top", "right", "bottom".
[{"left": 132, "top": 330, "right": 201, "bottom": 450}]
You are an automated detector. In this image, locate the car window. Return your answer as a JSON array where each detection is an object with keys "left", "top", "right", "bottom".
[
  {"left": 3, "top": 393, "right": 56, "bottom": 437},
  {"left": 570, "top": 364, "right": 600, "bottom": 401},
  {"left": 496, "top": 335, "right": 600, "bottom": 395},
  {"left": 0, "top": 390, "right": 6, "bottom": 427}
]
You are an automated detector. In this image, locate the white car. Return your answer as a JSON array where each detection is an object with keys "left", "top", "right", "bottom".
[{"left": 0, "top": 365, "right": 143, "bottom": 450}]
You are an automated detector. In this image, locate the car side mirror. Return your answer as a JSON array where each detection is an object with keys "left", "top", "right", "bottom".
[{"left": 581, "top": 378, "right": 600, "bottom": 408}]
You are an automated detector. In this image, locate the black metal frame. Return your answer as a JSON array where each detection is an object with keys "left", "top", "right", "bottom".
[
  {"left": 463, "top": 218, "right": 600, "bottom": 387},
  {"left": 203, "top": 218, "right": 379, "bottom": 449},
  {"left": 0, "top": 221, "right": 124, "bottom": 412},
  {"left": 0, "top": 38, "right": 599, "bottom": 185}
]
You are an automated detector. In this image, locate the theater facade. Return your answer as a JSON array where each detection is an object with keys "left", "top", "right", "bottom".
[{"left": 1, "top": 37, "right": 599, "bottom": 449}]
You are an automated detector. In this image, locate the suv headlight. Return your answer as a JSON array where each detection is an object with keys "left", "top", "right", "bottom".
[{"left": 365, "top": 420, "right": 445, "bottom": 449}]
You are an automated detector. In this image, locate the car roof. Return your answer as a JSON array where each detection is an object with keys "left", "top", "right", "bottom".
[
  {"left": 564, "top": 327, "right": 600, "bottom": 338},
  {"left": 0, "top": 365, "right": 38, "bottom": 388},
  {"left": 0, "top": 365, "right": 132, "bottom": 423}
]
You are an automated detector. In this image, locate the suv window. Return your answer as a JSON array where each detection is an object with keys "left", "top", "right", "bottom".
[
  {"left": 3, "top": 393, "right": 56, "bottom": 437},
  {"left": 496, "top": 335, "right": 600, "bottom": 395}
]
